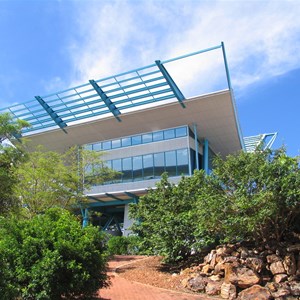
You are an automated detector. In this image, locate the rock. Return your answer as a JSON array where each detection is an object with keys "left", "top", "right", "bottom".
[
  {"left": 214, "top": 261, "right": 226, "bottom": 274},
  {"left": 271, "top": 286, "right": 291, "bottom": 298},
  {"left": 210, "top": 253, "right": 217, "bottom": 268},
  {"left": 245, "top": 257, "right": 264, "bottom": 273},
  {"left": 267, "top": 254, "right": 281, "bottom": 264},
  {"left": 204, "top": 250, "right": 217, "bottom": 264},
  {"left": 270, "top": 261, "right": 286, "bottom": 275},
  {"left": 209, "top": 274, "right": 222, "bottom": 281},
  {"left": 181, "top": 278, "right": 189, "bottom": 288},
  {"left": 206, "top": 280, "right": 222, "bottom": 296},
  {"left": 273, "top": 274, "right": 288, "bottom": 283},
  {"left": 238, "top": 284, "right": 272, "bottom": 300},
  {"left": 287, "top": 244, "right": 300, "bottom": 252},
  {"left": 283, "top": 254, "right": 297, "bottom": 275},
  {"left": 225, "top": 264, "right": 260, "bottom": 288},
  {"left": 187, "top": 276, "right": 208, "bottom": 292},
  {"left": 224, "top": 256, "right": 239, "bottom": 263},
  {"left": 290, "top": 281, "right": 300, "bottom": 296},
  {"left": 265, "top": 281, "right": 278, "bottom": 292},
  {"left": 221, "top": 282, "right": 237, "bottom": 299},
  {"left": 202, "top": 264, "right": 213, "bottom": 274}
]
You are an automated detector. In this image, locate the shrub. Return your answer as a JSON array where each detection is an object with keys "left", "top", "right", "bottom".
[
  {"left": 106, "top": 235, "right": 142, "bottom": 255},
  {"left": 0, "top": 208, "right": 109, "bottom": 300}
]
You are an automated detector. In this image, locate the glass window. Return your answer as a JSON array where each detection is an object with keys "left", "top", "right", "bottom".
[
  {"left": 121, "top": 137, "right": 131, "bottom": 147},
  {"left": 93, "top": 142, "right": 102, "bottom": 151},
  {"left": 153, "top": 131, "right": 163, "bottom": 142},
  {"left": 165, "top": 150, "right": 177, "bottom": 176},
  {"left": 142, "top": 133, "right": 152, "bottom": 144},
  {"left": 132, "top": 135, "right": 142, "bottom": 145},
  {"left": 175, "top": 127, "right": 187, "bottom": 138},
  {"left": 133, "top": 156, "right": 143, "bottom": 181},
  {"left": 176, "top": 149, "right": 189, "bottom": 175},
  {"left": 154, "top": 152, "right": 165, "bottom": 178},
  {"left": 112, "top": 139, "right": 121, "bottom": 149},
  {"left": 84, "top": 144, "right": 93, "bottom": 151},
  {"left": 102, "top": 140, "right": 111, "bottom": 150},
  {"left": 143, "top": 154, "right": 154, "bottom": 180},
  {"left": 112, "top": 159, "right": 122, "bottom": 183},
  {"left": 122, "top": 157, "right": 132, "bottom": 182},
  {"left": 164, "top": 129, "right": 175, "bottom": 140}
]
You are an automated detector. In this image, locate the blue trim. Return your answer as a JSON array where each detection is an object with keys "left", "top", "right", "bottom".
[
  {"left": 193, "top": 124, "right": 199, "bottom": 170},
  {"left": 203, "top": 139, "right": 209, "bottom": 174},
  {"left": 124, "top": 191, "right": 138, "bottom": 199},
  {"left": 82, "top": 208, "right": 89, "bottom": 228},
  {"left": 103, "top": 215, "right": 114, "bottom": 230},
  {"left": 221, "top": 42, "right": 232, "bottom": 90},
  {"left": 87, "top": 195, "right": 105, "bottom": 203},
  {"left": 155, "top": 60, "right": 185, "bottom": 108},
  {"left": 35, "top": 96, "right": 68, "bottom": 133},
  {"left": 87, "top": 199, "right": 134, "bottom": 208},
  {"left": 105, "top": 193, "right": 123, "bottom": 201},
  {"left": 89, "top": 79, "right": 121, "bottom": 122}
]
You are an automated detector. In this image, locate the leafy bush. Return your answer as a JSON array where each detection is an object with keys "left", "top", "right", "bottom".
[
  {"left": 0, "top": 208, "right": 109, "bottom": 300},
  {"left": 107, "top": 235, "right": 142, "bottom": 255}
]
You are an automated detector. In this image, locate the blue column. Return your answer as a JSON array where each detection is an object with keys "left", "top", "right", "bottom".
[
  {"left": 193, "top": 124, "right": 199, "bottom": 170},
  {"left": 82, "top": 208, "right": 89, "bottom": 228},
  {"left": 203, "top": 139, "right": 209, "bottom": 174}
]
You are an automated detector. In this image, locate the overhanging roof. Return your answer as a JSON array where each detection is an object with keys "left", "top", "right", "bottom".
[{"left": 22, "top": 90, "right": 243, "bottom": 157}]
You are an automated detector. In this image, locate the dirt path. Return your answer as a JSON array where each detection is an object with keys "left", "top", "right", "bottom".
[{"left": 98, "top": 255, "right": 216, "bottom": 300}]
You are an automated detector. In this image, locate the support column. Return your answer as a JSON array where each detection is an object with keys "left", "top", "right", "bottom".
[
  {"left": 203, "top": 139, "right": 209, "bottom": 174},
  {"left": 193, "top": 124, "right": 199, "bottom": 170},
  {"left": 123, "top": 204, "right": 134, "bottom": 237},
  {"left": 82, "top": 208, "right": 89, "bottom": 228}
]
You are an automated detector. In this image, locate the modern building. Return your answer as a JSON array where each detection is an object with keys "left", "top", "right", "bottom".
[{"left": 0, "top": 43, "right": 276, "bottom": 234}]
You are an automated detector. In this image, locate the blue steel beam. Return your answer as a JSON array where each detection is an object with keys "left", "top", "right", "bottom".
[
  {"left": 87, "top": 199, "right": 134, "bottom": 208},
  {"left": 203, "top": 139, "right": 209, "bottom": 174},
  {"left": 35, "top": 96, "right": 68, "bottom": 133},
  {"left": 87, "top": 195, "right": 105, "bottom": 203},
  {"left": 89, "top": 79, "right": 121, "bottom": 122},
  {"left": 105, "top": 193, "right": 124, "bottom": 201},
  {"left": 155, "top": 60, "right": 186, "bottom": 108}
]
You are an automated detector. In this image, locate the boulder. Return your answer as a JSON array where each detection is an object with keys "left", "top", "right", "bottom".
[
  {"left": 221, "top": 282, "right": 237, "bottom": 299},
  {"left": 290, "top": 281, "right": 300, "bottom": 296},
  {"left": 245, "top": 257, "right": 264, "bottom": 273},
  {"left": 270, "top": 261, "right": 286, "bottom": 275},
  {"left": 238, "top": 284, "right": 271, "bottom": 300},
  {"left": 225, "top": 264, "right": 260, "bottom": 288},
  {"left": 205, "top": 280, "right": 222, "bottom": 296},
  {"left": 187, "top": 276, "right": 208, "bottom": 292},
  {"left": 267, "top": 254, "right": 281, "bottom": 264},
  {"left": 271, "top": 286, "right": 291, "bottom": 298},
  {"left": 273, "top": 274, "right": 288, "bottom": 283},
  {"left": 283, "top": 254, "right": 296, "bottom": 275}
]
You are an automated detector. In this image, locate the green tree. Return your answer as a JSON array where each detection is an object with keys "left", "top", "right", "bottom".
[
  {"left": 0, "top": 207, "right": 109, "bottom": 300},
  {"left": 15, "top": 146, "right": 117, "bottom": 217},
  {"left": 195, "top": 148, "right": 300, "bottom": 244},
  {"left": 0, "top": 113, "right": 29, "bottom": 215},
  {"left": 130, "top": 172, "right": 205, "bottom": 262}
]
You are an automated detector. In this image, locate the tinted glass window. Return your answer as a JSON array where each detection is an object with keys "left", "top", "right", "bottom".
[
  {"left": 164, "top": 129, "right": 175, "bottom": 140},
  {"left": 121, "top": 137, "right": 131, "bottom": 147},
  {"left": 132, "top": 135, "right": 142, "bottom": 145},
  {"left": 133, "top": 156, "right": 143, "bottom": 181},
  {"left": 176, "top": 149, "right": 189, "bottom": 175},
  {"left": 84, "top": 144, "right": 92, "bottom": 151},
  {"left": 153, "top": 131, "right": 163, "bottom": 142},
  {"left": 175, "top": 127, "right": 187, "bottom": 138},
  {"left": 154, "top": 152, "right": 165, "bottom": 178},
  {"left": 143, "top": 154, "right": 154, "bottom": 179},
  {"left": 93, "top": 143, "right": 102, "bottom": 151},
  {"left": 112, "top": 139, "right": 121, "bottom": 149},
  {"left": 165, "top": 150, "right": 176, "bottom": 176},
  {"left": 102, "top": 141, "right": 111, "bottom": 150},
  {"left": 122, "top": 157, "right": 132, "bottom": 182},
  {"left": 142, "top": 133, "right": 152, "bottom": 144},
  {"left": 112, "top": 159, "right": 122, "bottom": 182}
]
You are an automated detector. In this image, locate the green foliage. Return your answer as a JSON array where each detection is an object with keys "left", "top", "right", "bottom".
[
  {"left": 0, "top": 208, "right": 109, "bottom": 300},
  {"left": 196, "top": 148, "right": 300, "bottom": 244},
  {"left": 130, "top": 172, "right": 205, "bottom": 262},
  {"left": 106, "top": 235, "right": 142, "bottom": 255},
  {"left": 0, "top": 113, "right": 29, "bottom": 215},
  {"left": 130, "top": 148, "right": 300, "bottom": 263}
]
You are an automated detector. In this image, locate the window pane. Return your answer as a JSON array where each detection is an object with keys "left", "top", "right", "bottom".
[
  {"left": 143, "top": 154, "right": 154, "bottom": 180},
  {"left": 112, "top": 159, "right": 122, "bottom": 182},
  {"left": 164, "top": 129, "right": 175, "bottom": 140},
  {"left": 121, "top": 137, "right": 131, "bottom": 147},
  {"left": 132, "top": 135, "right": 142, "bottom": 145},
  {"left": 122, "top": 157, "right": 132, "bottom": 182},
  {"left": 175, "top": 127, "right": 187, "bottom": 138},
  {"left": 165, "top": 150, "right": 176, "bottom": 176},
  {"left": 84, "top": 144, "right": 92, "bottom": 150},
  {"left": 112, "top": 139, "right": 121, "bottom": 149},
  {"left": 93, "top": 142, "right": 102, "bottom": 151},
  {"left": 154, "top": 152, "right": 165, "bottom": 178},
  {"left": 103, "top": 160, "right": 112, "bottom": 184},
  {"left": 142, "top": 133, "right": 152, "bottom": 144},
  {"left": 153, "top": 131, "right": 163, "bottom": 142},
  {"left": 133, "top": 156, "right": 143, "bottom": 181},
  {"left": 176, "top": 149, "right": 189, "bottom": 175},
  {"left": 102, "top": 141, "right": 111, "bottom": 150}
]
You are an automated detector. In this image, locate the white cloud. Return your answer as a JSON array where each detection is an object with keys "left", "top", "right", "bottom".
[{"left": 67, "top": 0, "right": 300, "bottom": 97}]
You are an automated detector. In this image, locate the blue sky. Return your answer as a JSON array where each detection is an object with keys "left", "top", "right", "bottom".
[{"left": 0, "top": 0, "right": 299, "bottom": 156}]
